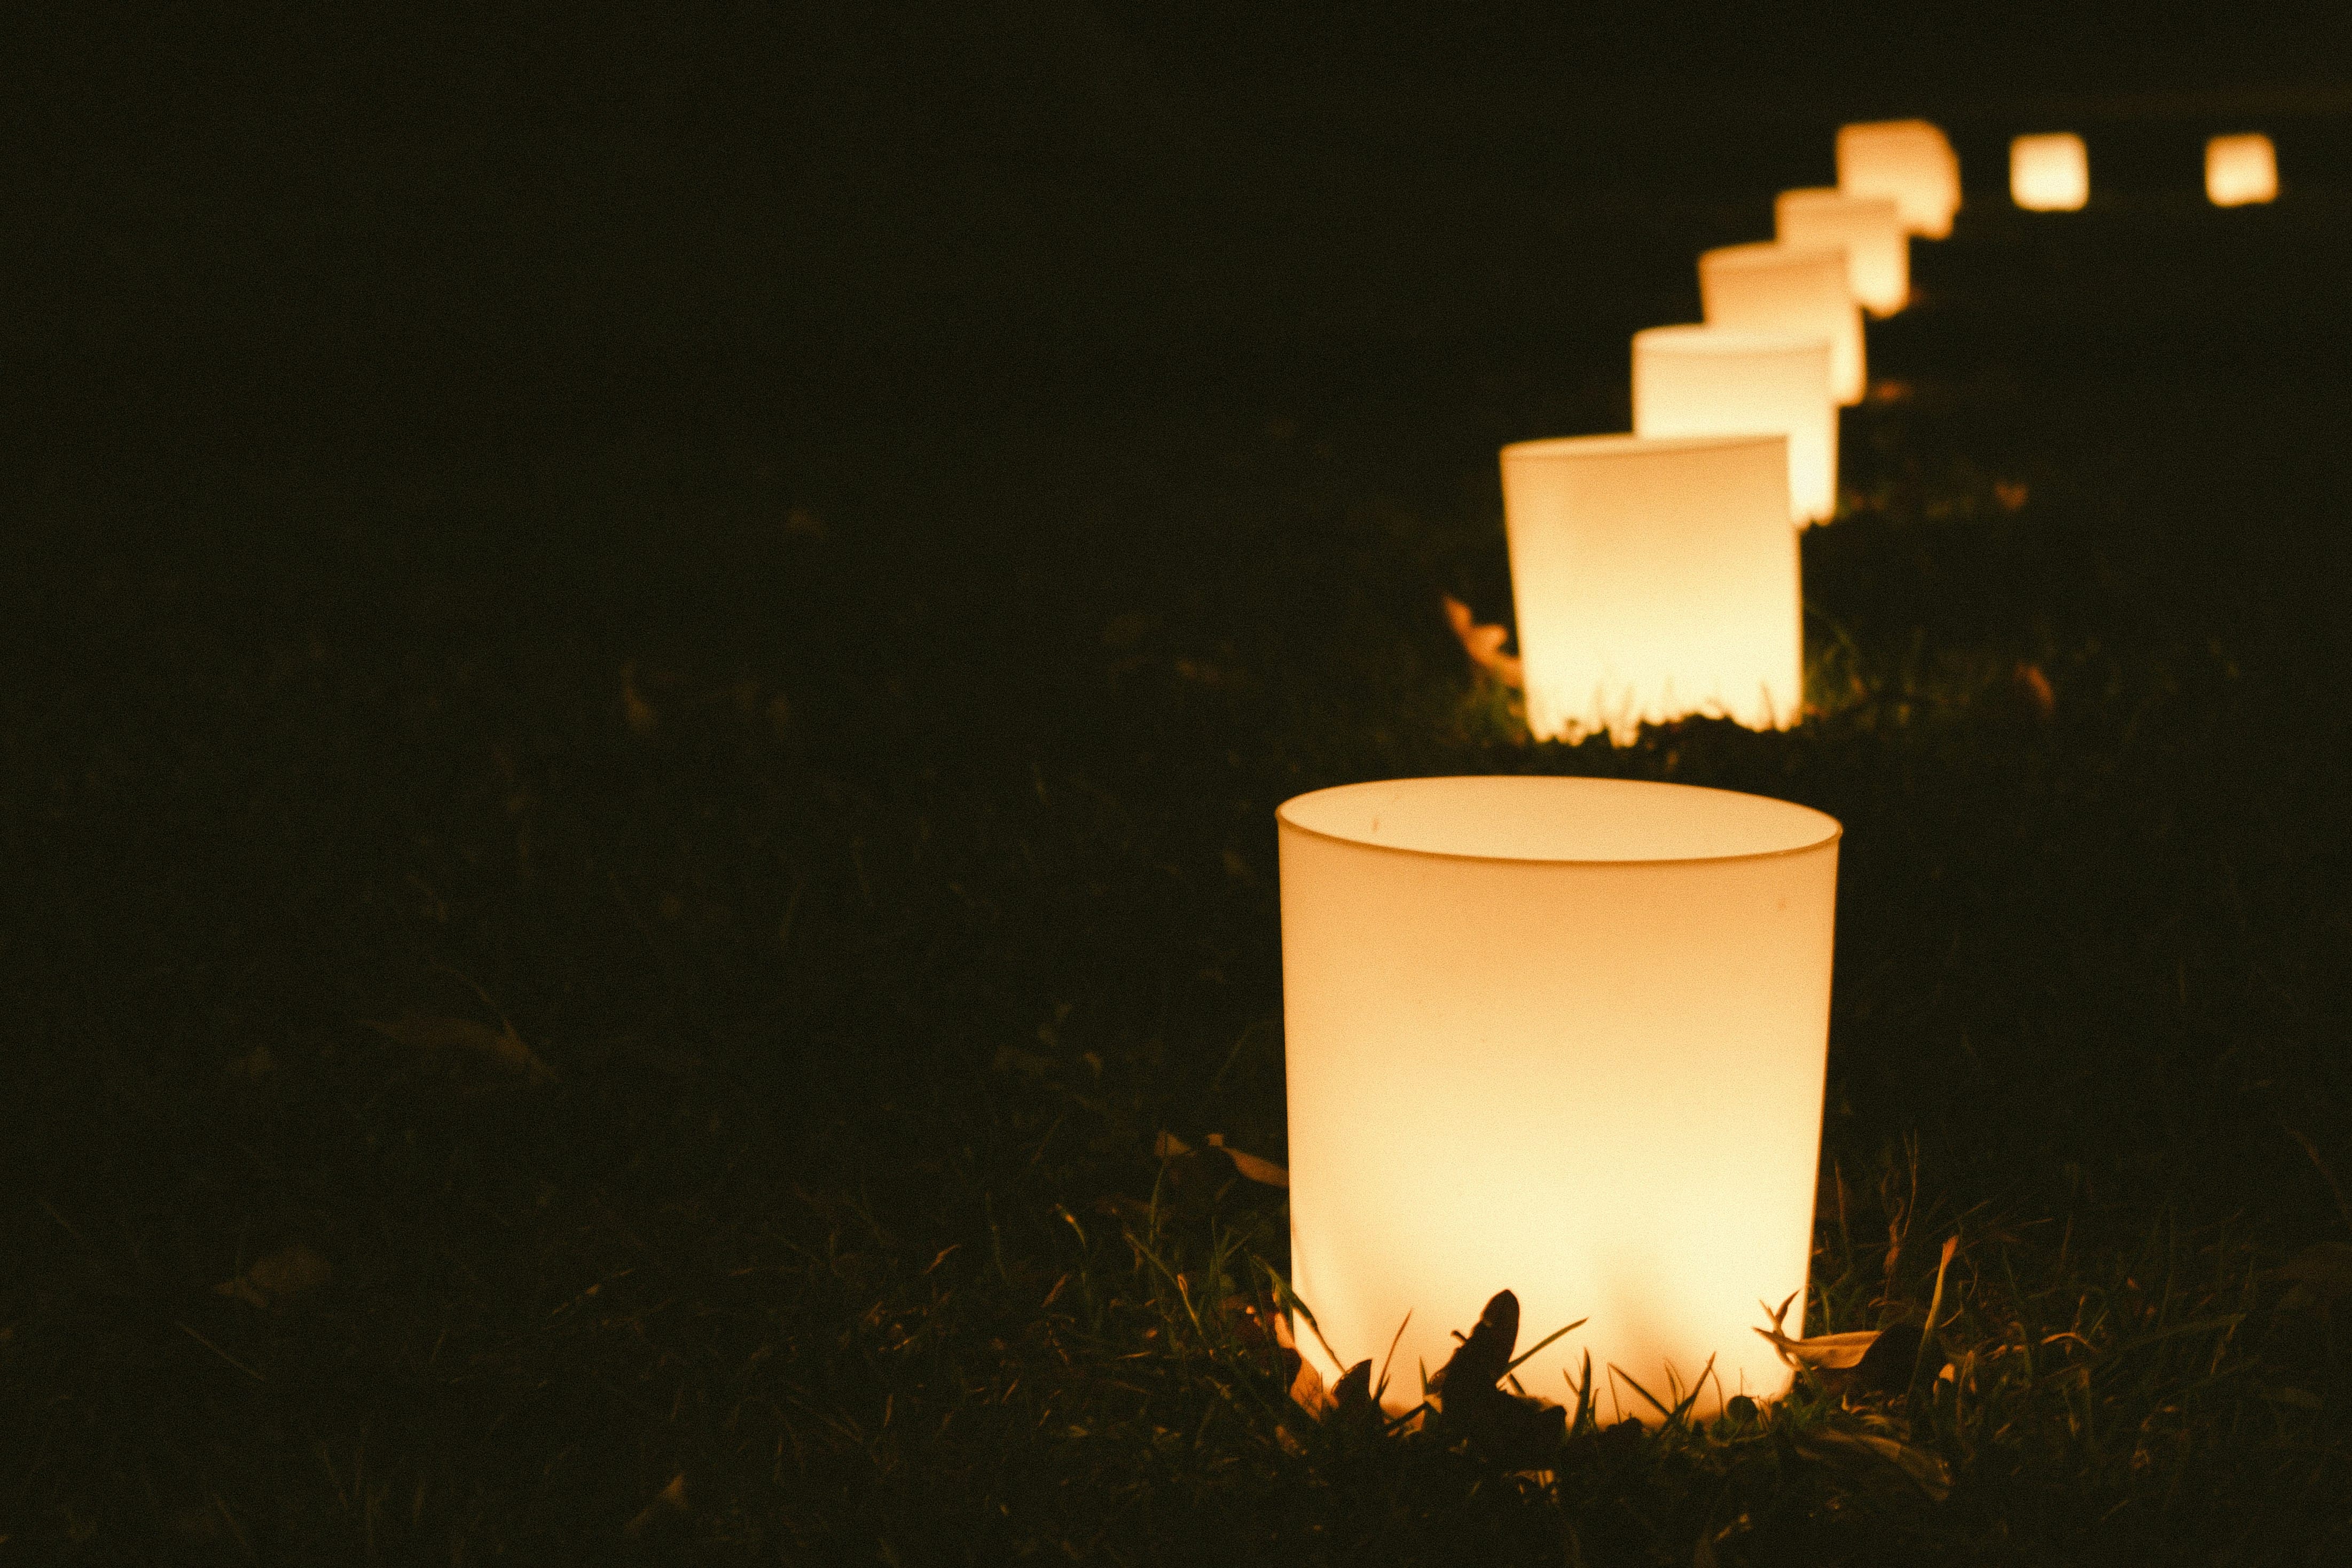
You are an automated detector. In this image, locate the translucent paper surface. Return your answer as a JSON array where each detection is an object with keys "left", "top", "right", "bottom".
[
  {"left": 1775, "top": 187, "right": 1909, "bottom": 317},
  {"left": 1699, "top": 242, "right": 1865, "bottom": 405},
  {"left": 1499, "top": 434, "right": 1801, "bottom": 742},
  {"left": 2011, "top": 134, "right": 2089, "bottom": 211},
  {"left": 2206, "top": 134, "right": 2277, "bottom": 207},
  {"left": 1632, "top": 325, "right": 1837, "bottom": 524},
  {"left": 1836, "top": 119, "right": 1959, "bottom": 238},
  {"left": 1277, "top": 775, "right": 1842, "bottom": 1421}
]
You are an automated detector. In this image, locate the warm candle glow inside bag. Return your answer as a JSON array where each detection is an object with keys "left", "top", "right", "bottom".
[
  {"left": 1279, "top": 774, "right": 1842, "bottom": 1421},
  {"left": 1836, "top": 119, "right": 1959, "bottom": 239},
  {"left": 1631, "top": 325, "right": 1837, "bottom": 524},
  {"left": 2206, "top": 134, "right": 2277, "bottom": 207},
  {"left": 1774, "top": 187, "right": 1909, "bottom": 317},
  {"left": 2011, "top": 134, "right": 2089, "bottom": 211},
  {"left": 1698, "top": 242, "right": 1865, "bottom": 405},
  {"left": 1499, "top": 433, "right": 1801, "bottom": 742}
]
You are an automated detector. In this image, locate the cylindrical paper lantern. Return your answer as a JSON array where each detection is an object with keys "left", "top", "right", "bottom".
[
  {"left": 1631, "top": 324, "right": 1837, "bottom": 524},
  {"left": 1836, "top": 119, "right": 1959, "bottom": 239},
  {"left": 2206, "top": 134, "right": 2278, "bottom": 207},
  {"left": 1499, "top": 433, "right": 1801, "bottom": 743},
  {"left": 1774, "top": 187, "right": 1908, "bottom": 317},
  {"left": 1279, "top": 774, "right": 1842, "bottom": 1421},
  {"left": 1698, "top": 242, "right": 1865, "bottom": 405},
  {"left": 2011, "top": 134, "right": 2088, "bottom": 211}
]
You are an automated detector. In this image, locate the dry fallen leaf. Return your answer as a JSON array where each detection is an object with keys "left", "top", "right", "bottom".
[
  {"left": 1432, "top": 1290, "right": 1518, "bottom": 1405},
  {"left": 992, "top": 1043, "right": 1051, "bottom": 1078},
  {"left": 1329, "top": 1358, "right": 1374, "bottom": 1417},
  {"left": 621, "top": 662, "right": 659, "bottom": 735},
  {"left": 1768, "top": 1328, "right": 1886, "bottom": 1370},
  {"left": 1100, "top": 611, "right": 1155, "bottom": 651},
  {"left": 2278, "top": 1242, "right": 2352, "bottom": 1312},
  {"left": 360, "top": 1015, "right": 557, "bottom": 1083},
  {"left": 1430, "top": 1290, "right": 1568, "bottom": 1466},
  {"left": 1759, "top": 1330, "right": 1883, "bottom": 1370},
  {"left": 1289, "top": 1355, "right": 1328, "bottom": 1417},
  {"left": 1757, "top": 1292, "right": 1931, "bottom": 1397},
  {"left": 1442, "top": 595, "right": 1524, "bottom": 689},
  {"left": 624, "top": 1473, "right": 689, "bottom": 1537},
  {"left": 1176, "top": 657, "right": 1244, "bottom": 688},
  {"left": 2013, "top": 661, "right": 2056, "bottom": 718},
  {"left": 1755, "top": 1290, "right": 1881, "bottom": 1369},
  {"left": 1157, "top": 1130, "right": 1290, "bottom": 1188},
  {"left": 1205, "top": 1134, "right": 1290, "bottom": 1188},
  {"left": 2256, "top": 1384, "right": 2324, "bottom": 1410},
  {"left": 216, "top": 1244, "right": 332, "bottom": 1309}
]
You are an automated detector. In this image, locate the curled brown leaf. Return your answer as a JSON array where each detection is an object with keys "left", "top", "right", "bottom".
[
  {"left": 1756, "top": 1289, "right": 1881, "bottom": 1370},
  {"left": 1288, "top": 1356, "right": 1328, "bottom": 1418},
  {"left": 2013, "top": 661, "right": 2056, "bottom": 719},
  {"left": 215, "top": 1244, "right": 332, "bottom": 1309},
  {"left": 1206, "top": 1134, "right": 1289, "bottom": 1188},
  {"left": 360, "top": 1015, "right": 556, "bottom": 1083},
  {"left": 1442, "top": 595, "right": 1524, "bottom": 689},
  {"left": 1433, "top": 1289, "right": 1520, "bottom": 1402},
  {"left": 621, "top": 662, "right": 660, "bottom": 735},
  {"left": 624, "top": 1473, "right": 689, "bottom": 1537}
]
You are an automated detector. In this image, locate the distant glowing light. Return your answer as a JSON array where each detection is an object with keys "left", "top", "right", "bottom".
[
  {"left": 2011, "top": 134, "right": 2089, "bottom": 211},
  {"left": 2206, "top": 134, "right": 2277, "bottom": 207},
  {"left": 1836, "top": 119, "right": 1961, "bottom": 239}
]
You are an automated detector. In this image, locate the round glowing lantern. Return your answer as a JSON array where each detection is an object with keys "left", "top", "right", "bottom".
[
  {"left": 1698, "top": 242, "right": 1865, "bottom": 406},
  {"left": 1774, "top": 187, "right": 1908, "bottom": 317},
  {"left": 1498, "top": 433, "right": 1801, "bottom": 743},
  {"left": 2206, "top": 134, "right": 2277, "bottom": 207},
  {"left": 1631, "top": 324, "right": 1837, "bottom": 525},
  {"left": 1835, "top": 119, "right": 1959, "bottom": 239},
  {"left": 2011, "top": 133, "right": 2089, "bottom": 211},
  {"left": 1278, "top": 774, "right": 1843, "bottom": 1422}
]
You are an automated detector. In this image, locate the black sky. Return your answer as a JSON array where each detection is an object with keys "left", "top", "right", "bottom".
[{"left": 7, "top": 2, "right": 2349, "bottom": 424}]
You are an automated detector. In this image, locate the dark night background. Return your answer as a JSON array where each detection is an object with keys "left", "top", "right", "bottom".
[
  {"left": 8, "top": 2, "right": 2352, "bottom": 1561},
  {"left": 11, "top": 2, "right": 2352, "bottom": 429}
]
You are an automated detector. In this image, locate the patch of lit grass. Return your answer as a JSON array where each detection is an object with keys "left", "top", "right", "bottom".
[{"left": 4, "top": 306, "right": 2350, "bottom": 1562}]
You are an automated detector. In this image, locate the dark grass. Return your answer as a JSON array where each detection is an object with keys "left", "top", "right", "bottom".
[{"left": 9, "top": 159, "right": 2352, "bottom": 1563}]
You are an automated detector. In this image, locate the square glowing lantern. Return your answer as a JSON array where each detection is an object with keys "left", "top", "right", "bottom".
[
  {"left": 1699, "top": 242, "right": 1865, "bottom": 405},
  {"left": 1499, "top": 433, "right": 1801, "bottom": 743},
  {"left": 1632, "top": 324, "right": 1837, "bottom": 524},
  {"left": 1836, "top": 119, "right": 1959, "bottom": 238},
  {"left": 2011, "top": 134, "right": 2088, "bottom": 211},
  {"left": 2206, "top": 134, "right": 2277, "bottom": 206},
  {"left": 1774, "top": 187, "right": 1908, "bottom": 317},
  {"left": 1279, "top": 774, "right": 1842, "bottom": 1421}
]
